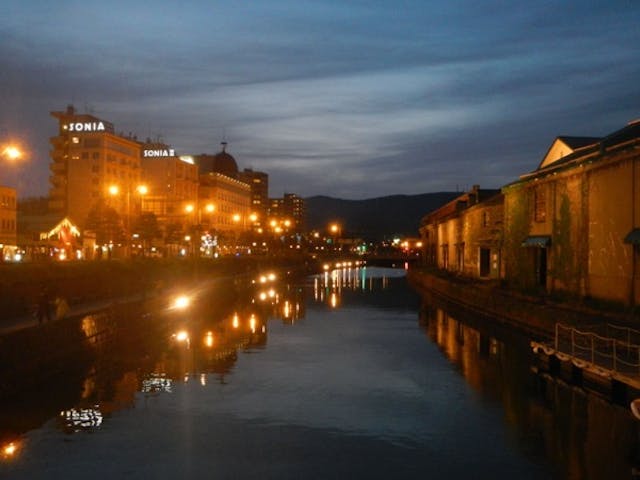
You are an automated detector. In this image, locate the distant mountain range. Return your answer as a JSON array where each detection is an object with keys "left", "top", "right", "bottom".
[{"left": 305, "top": 192, "right": 459, "bottom": 240}]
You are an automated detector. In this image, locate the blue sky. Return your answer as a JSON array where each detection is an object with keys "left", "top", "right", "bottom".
[{"left": 1, "top": 0, "right": 639, "bottom": 199}]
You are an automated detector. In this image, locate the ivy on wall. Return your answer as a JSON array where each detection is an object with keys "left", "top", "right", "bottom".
[
  {"left": 503, "top": 185, "right": 534, "bottom": 289},
  {"left": 552, "top": 191, "right": 575, "bottom": 290}
]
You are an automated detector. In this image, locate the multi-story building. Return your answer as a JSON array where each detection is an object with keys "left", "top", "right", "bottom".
[
  {"left": 49, "top": 105, "right": 142, "bottom": 227},
  {"left": 238, "top": 168, "right": 269, "bottom": 229},
  {"left": 140, "top": 141, "right": 199, "bottom": 235},
  {"left": 420, "top": 120, "right": 640, "bottom": 308},
  {"left": 268, "top": 193, "right": 305, "bottom": 233},
  {"left": 199, "top": 172, "right": 251, "bottom": 234},
  {"left": 502, "top": 120, "right": 640, "bottom": 306},
  {"left": 193, "top": 143, "right": 252, "bottom": 237},
  {"left": 0, "top": 186, "right": 17, "bottom": 260},
  {"left": 419, "top": 186, "right": 503, "bottom": 278}
]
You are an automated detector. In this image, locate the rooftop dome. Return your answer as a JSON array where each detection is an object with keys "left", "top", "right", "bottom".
[{"left": 197, "top": 142, "right": 239, "bottom": 176}]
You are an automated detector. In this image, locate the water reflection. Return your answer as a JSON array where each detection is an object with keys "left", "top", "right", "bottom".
[
  {"left": 312, "top": 265, "right": 401, "bottom": 307},
  {"left": 3, "top": 266, "right": 637, "bottom": 479},
  {"left": 141, "top": 373, "right": 173, "bottom": 395},
  {"left": 59, "top": 406, "right": 103, "bottom": 432},
  {"left": 419, "top": 295, "right": 640, "bottom": 479}
]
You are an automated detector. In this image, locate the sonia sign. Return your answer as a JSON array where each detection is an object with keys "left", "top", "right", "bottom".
[
  {"left": 64, "top": 121, "right": 106, "bottom": 132},
  {"left": 143, "top": 149, "right": 175, "bottom": 157}
]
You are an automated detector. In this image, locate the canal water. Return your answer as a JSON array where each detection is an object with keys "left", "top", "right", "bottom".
[{"left": 0, "top": 266, "right": 638, "bottom": 479}]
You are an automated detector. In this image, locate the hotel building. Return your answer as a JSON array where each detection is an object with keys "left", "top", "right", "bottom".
[
  {"left": 193, "top": 144, "right": 252, "bottom": 235},
  {"left": 49, "top": 105, "right": 142, "bottom": 227},
  {"left": 139, "top": 141, "right": 199, "bottom": 235}
]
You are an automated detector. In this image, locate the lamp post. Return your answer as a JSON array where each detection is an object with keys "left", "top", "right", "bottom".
[
  {"left": 109, "top": 183, "right": 148, "bottom": 257},
  {"left": 184, "top": 202, "right": 216, "bottom": 257},
  {"left": 329, "top": 223, "right": 341, "bottom": 252}
]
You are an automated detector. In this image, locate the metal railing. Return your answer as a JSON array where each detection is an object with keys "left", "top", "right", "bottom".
[{"left": 554, "top": 323, "right": 640, "bottom": 377}]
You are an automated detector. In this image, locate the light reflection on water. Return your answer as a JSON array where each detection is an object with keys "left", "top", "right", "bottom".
[{"left": 0, "top": 266, "right": 637, "bottom": 479}]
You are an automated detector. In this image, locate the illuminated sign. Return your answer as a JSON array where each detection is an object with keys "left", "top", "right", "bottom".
[
  {"left": 143, "top": 148, "right": 175, "bottom": 157},
  {"left": 64, "top": 121, "right": 106, "bottom": 132}
]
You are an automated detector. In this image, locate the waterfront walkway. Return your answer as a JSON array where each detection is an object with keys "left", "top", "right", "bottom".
[{"left": 0, "top": 294, "right": 146, "bottom": 337}]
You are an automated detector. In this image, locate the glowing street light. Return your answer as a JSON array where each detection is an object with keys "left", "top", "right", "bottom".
[
  {"left": 172, "top": 295, "right": 191, "bottom": 310},
  {"left": 109, "top": 183, "right": 148, "bottom": 256},
  {"left": 1, "top": 145, "right": 22, "bottom": 162}
]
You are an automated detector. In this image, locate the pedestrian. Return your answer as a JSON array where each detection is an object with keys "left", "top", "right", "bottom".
[{"left": 36, "top": 287, "right": 52, "bottom": 324}]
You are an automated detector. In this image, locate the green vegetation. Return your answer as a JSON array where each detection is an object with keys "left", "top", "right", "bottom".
[{"left": 503, "top": 186, "right": 534, "bottom": 290}]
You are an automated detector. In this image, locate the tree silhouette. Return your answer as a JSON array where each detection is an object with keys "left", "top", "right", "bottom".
[
  {"left": 132, "top": 212, "right": 161, "bottom": 255},
  {"left": 84, "top": 199, "right": 124, "bottom": 245}
]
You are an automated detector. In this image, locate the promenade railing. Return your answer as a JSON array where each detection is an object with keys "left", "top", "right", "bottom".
[{"left": 554, "top": 322, "right": 640, "bottom": 377}]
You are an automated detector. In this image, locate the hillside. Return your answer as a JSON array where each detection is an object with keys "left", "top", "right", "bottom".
[{"left": 305, "top": 192, "right": 458, "bottom": 240}]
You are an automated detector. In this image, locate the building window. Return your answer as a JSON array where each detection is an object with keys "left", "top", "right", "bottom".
[
  {"left": 534, "top": 187, "right": 546, "bottom": 222},
  {"left": 482, "top": 211, "right": 489, "bottom": 227},
  {"left": 81, "top": 152, "right": 89, "bottom": 159},
  {"left": 92, "top": 152, "right": 100, "bottom": 159},
  {"left": 456, "top": 243, "right": 465, "bottom": 272},
  {"left": 441, "top": 244, "right": 449, "bottom": 269}
]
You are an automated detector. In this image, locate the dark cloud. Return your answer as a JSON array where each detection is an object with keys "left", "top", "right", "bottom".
[{"left": 1, "top": 0, "right": 638, "bottom": 199}]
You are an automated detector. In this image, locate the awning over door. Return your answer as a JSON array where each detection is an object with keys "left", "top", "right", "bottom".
[
  {"left": 624, "top": 228, "right": 640, "bottom": 244},
  {"left": 521, "top": 236, "right": 551, "bottom": 247}
]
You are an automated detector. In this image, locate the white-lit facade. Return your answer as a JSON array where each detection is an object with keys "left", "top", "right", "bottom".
[{"left": 49, "top": 105, "right": 142, "bottom": 227}]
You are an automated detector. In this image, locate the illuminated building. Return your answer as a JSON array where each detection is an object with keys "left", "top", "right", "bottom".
[
  {"left": 193, "top": 143, "right": 251, "bottom": 235},
  {"left": 419, "top": 185, "right": 503, "bottom": 278},
  {"left": 420, "top": 120, "right": 640, "bottom": 307},
  {"left": 49, "top": 105, "right": 142, "bottom": 228},
  {"left": 0, "top": 186, "right": 17, "bottom": 260},
  {"left": 199, "top": 173, "right": 251, "bottom": 233},
  {"left": 139, "top": 141, "right": 199, "bottom": 235},
  {"left": 268, "top": 193, "right": 305, "bottom": 233},
  {"left": 502, "top": 119, "right": 640, "bottom": 306},
  {"left": 238, "top": 168, "right": 269, "bottom": 228}
]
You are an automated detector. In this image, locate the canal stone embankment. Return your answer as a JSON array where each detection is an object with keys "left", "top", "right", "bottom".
[
  {"left": 0, "top": 256, "right": 316, "bottom": 321},
  {"left": 407, "top": 267, "right": 640, "bottom": 341}
]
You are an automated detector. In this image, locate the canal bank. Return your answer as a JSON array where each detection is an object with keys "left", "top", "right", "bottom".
[
  {"left": 407, "top": 267, "right": 640, "bottom": 341},
  {"left": 408, "top": 267, "right": 640, "bottom": 405},
  {"left": 0, "top": 255, "right": 316, "bottom": 329}
]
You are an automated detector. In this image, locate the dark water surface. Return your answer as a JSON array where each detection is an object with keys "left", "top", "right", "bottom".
[{"left": 0, "top": 266, "right": 638, "bottom": 479}]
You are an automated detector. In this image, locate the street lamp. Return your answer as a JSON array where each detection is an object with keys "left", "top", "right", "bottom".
[
  {"left": 1, "top": 145, "right": 22, "bottom": 162},
  {"left": 185, "top": 202, "right": 216, "bottom": 257},
  {"left": 109, "top": 183, "right": 148, "bottom": 256},
  {"left": 329, "top": 223, "right": 341, "bottom": 252}
]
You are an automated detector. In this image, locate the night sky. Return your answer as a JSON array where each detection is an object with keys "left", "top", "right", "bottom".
[{"left": 1, "top": 1, "right": 639, "bottom": 199}]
